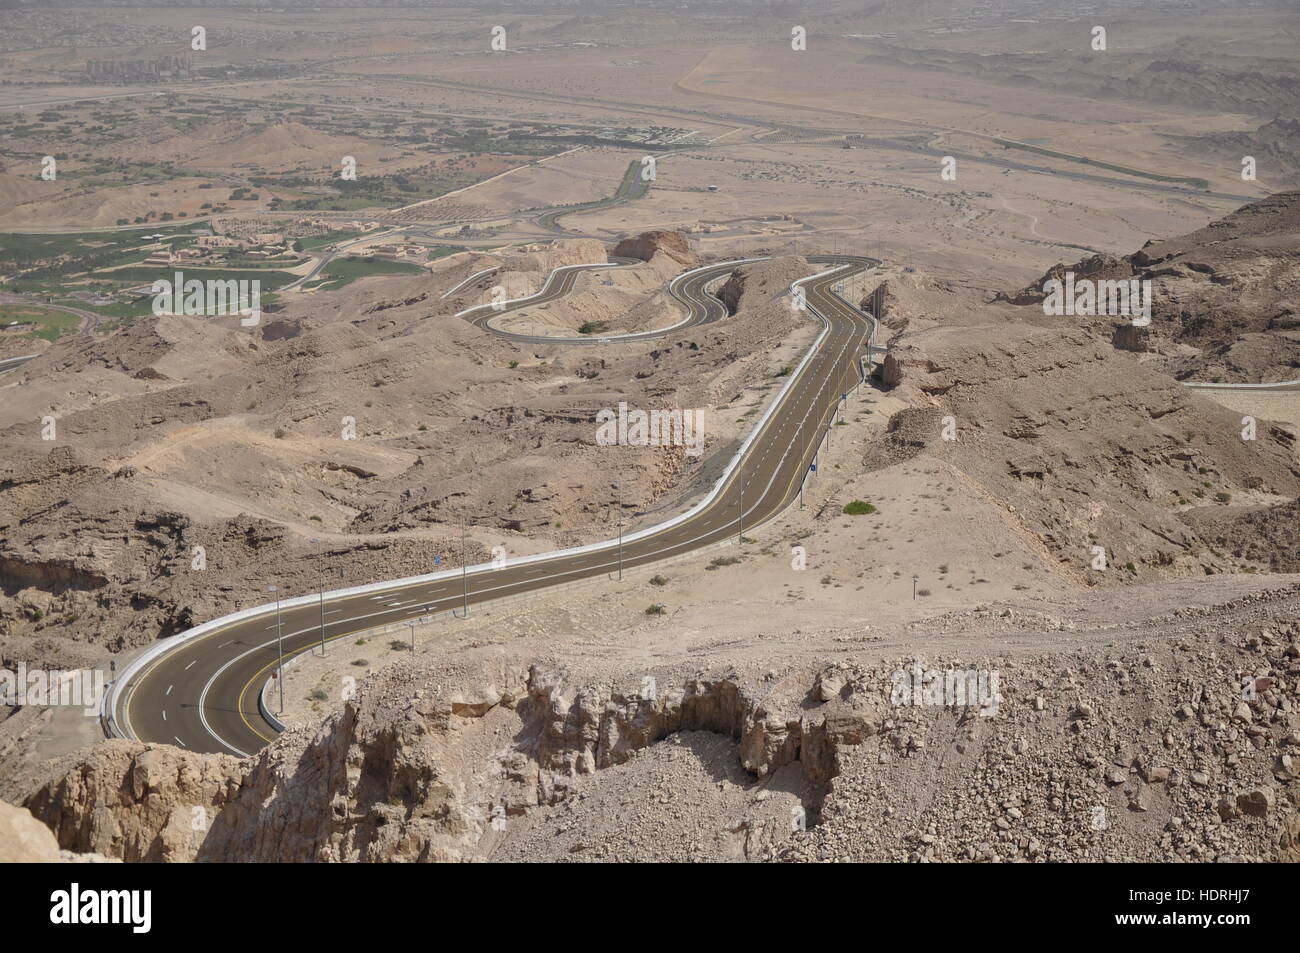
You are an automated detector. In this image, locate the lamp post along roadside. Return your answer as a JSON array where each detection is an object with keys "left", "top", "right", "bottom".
[
  {"left": 461, "top": 516, "right": 469, "bottom": 618},
  {"left": 268, "top": 585, "right": 284, "bottom": 714},
  {"left": 313, "top": 538, "right": 326, "bottom": 657},
  {"left": 738, "top": 464, "right": 744, "bottom": 549}
]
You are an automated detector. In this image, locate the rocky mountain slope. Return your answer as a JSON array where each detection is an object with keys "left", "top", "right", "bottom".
[
  {"left": 0, "top": 239, "right": 818, "bottom": 662},
  {"left": 1002, "top": 190, "right": 1300, "bottom": 383},
  {"left": 16, "top": 591, "right": 1300, "bottom": 862}
]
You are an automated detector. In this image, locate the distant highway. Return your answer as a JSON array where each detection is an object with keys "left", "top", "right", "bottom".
[
  {"left": 106, "top": 252, "right": 878, "bottom": 756},
  {"left": 0, "top": 353, "right": 38, "bottom": 374}
]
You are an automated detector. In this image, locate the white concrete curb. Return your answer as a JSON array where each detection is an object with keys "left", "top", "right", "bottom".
[
  {"left": 104, "top": 257, "right": 871, "bottom": 742},
  {"left": 1182, "top": 380, "right": 1300, "bottom": 390}
]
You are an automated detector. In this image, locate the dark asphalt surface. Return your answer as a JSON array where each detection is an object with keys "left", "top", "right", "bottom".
[
  {"left": 456, "top": 256, "right": 738, "bottom": 345},
  {"left": 113, "top": 254, "right": 877, "bottom": 756}
]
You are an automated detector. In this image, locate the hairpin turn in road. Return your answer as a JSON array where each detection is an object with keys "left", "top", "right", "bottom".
[{"left": 106, "top": 253, "right": 879, "bottom": 756}]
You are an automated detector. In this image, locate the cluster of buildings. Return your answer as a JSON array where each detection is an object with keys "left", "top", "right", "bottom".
[
  {"left": 85, "top": 56, "right": 191, "bottom": 84},
  {"left": 370, "top": 243, "right": 423, "bottom": 261},
  {"left": 140, "top": 231, "right": 293, "bottom": 267},
  {"left": 211, "top": 216, "right": 382, "bottom": 242}
]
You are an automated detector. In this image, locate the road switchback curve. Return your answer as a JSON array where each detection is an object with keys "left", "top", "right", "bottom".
[{"left": 106, "top": 253, "right": 879, "bottom": 756}]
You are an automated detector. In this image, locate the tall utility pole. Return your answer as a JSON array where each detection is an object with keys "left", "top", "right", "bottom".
[
  {"left": 312, "top": 538, "right": 326, "bottom": 657},
  {"left": 268, "top": 586, "right": 284, "bottom": 714},
  {"left": 737, "top": 464, "right": 744, "bottom": 549},
  {"left": 459, "top": 515, "right": 469, "bottom": 619},
  {"left": 797, "top": 420, "right": 805, "bottom": 509}
]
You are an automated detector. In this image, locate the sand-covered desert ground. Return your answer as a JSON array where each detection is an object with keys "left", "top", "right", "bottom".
[{"left": 2, "top": 0, "right": 1299, "bottom": 863}]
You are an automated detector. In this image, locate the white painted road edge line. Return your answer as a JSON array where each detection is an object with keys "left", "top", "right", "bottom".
[{"left": 105, "top": 257, "right": 871, "bottom": 747}]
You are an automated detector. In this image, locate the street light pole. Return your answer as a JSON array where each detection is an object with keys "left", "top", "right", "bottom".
[
  {"left": 737, "top": 464, "right": 744, "bottom": 549},
  {"left": 460, "top": 515, "right": 469, "bottom": 618},
  {"left": 797, "top": 420, "right": 805, "bottom": 509},
  {"left": 313, "top": 538, "right": 326, "bottom": 657},
  {"left": 268, "top": 585, "right": 284, "bottom": 714}
]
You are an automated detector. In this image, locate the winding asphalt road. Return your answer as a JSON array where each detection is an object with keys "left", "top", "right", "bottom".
[
  {"left": 455, "top": 255, "right": 753, "bottom": 345},
  {"left": 0, "top": 294, "right": 105, "bottom": 375},
  {"left": 108, "top": 253, "right": 878, "bottom": 756}
]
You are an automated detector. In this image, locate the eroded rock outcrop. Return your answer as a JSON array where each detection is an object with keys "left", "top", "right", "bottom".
[
  {"left": 864, "top": 324, "right": 1300, "bottom": 583},
  {"left": 612, "top": 230, "right": 695, "bottom": 267},
  {"left": 19, "top": 621, "right": 1300, "bottom": 863},
  {"left": 25, "top": 740, "right": 241, "bottom": 862},
  {"left": 24, "top": 660, "right": 885, "bottom": 863},
  {"left": 1003, "top": 191, "right": 1300, "bottom": 382}
]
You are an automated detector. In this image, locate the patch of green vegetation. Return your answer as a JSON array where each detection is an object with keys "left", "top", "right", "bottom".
[
  {"left": 0, "top": 223, "right": 206, "bottom": 279},
  {"left": 577, "top": 321, "right": 609, "bottom": 335},
  {"left": 706, "top": 555, "right": 742, "bottom": 570},
  {"left": 320, "top": 256, "right": 426, "bottom": 288},
  {"left": 299, "top": 231, "right": 364, "bottom": 251},
  {"left": 0, "top": 304, "right": 78, "bottom": 341},
  {"left": 842, "top": 500, "right": 877, "bottom": 515},
  {"left": 91, "top": 265, "right": 300, "bottom": 292}
]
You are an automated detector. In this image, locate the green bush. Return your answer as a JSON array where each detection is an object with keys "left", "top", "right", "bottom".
[{"left": 842, "top": 500, "right": 877, "bottom": 515}]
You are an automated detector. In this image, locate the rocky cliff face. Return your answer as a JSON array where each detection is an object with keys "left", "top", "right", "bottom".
[
  {"left": 1004, "top": 191, "right": 1300, "bottom": 383},
  {"left": 24, "top": 741, "right": 241, "bottom": 862},
  {"left": 781, "top": 611, "right": 1300, "bottom": 863},
  {"left": 0, "top": 443, "right": 477, "bottom": 667},
  {"left": 0, "top": 798, "right": 118, "bottom": 863},
  {"left": 202, "top": 659, "right": 882, "bottom": 861},
  {"left": 20, "top": 658, "right": 882, "bottom": 862},
  {"left": 499, "top": 238, "right": 608, "bottom": 273},
  {"left": 872, "top": 324, "right": 1300, "bottom": 584},
  {"left": 19, "top": 619, "right": 1300, "bottom": 863},
  {"left": 612, "top": 230, "right": 696, "bottom": 268}
]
